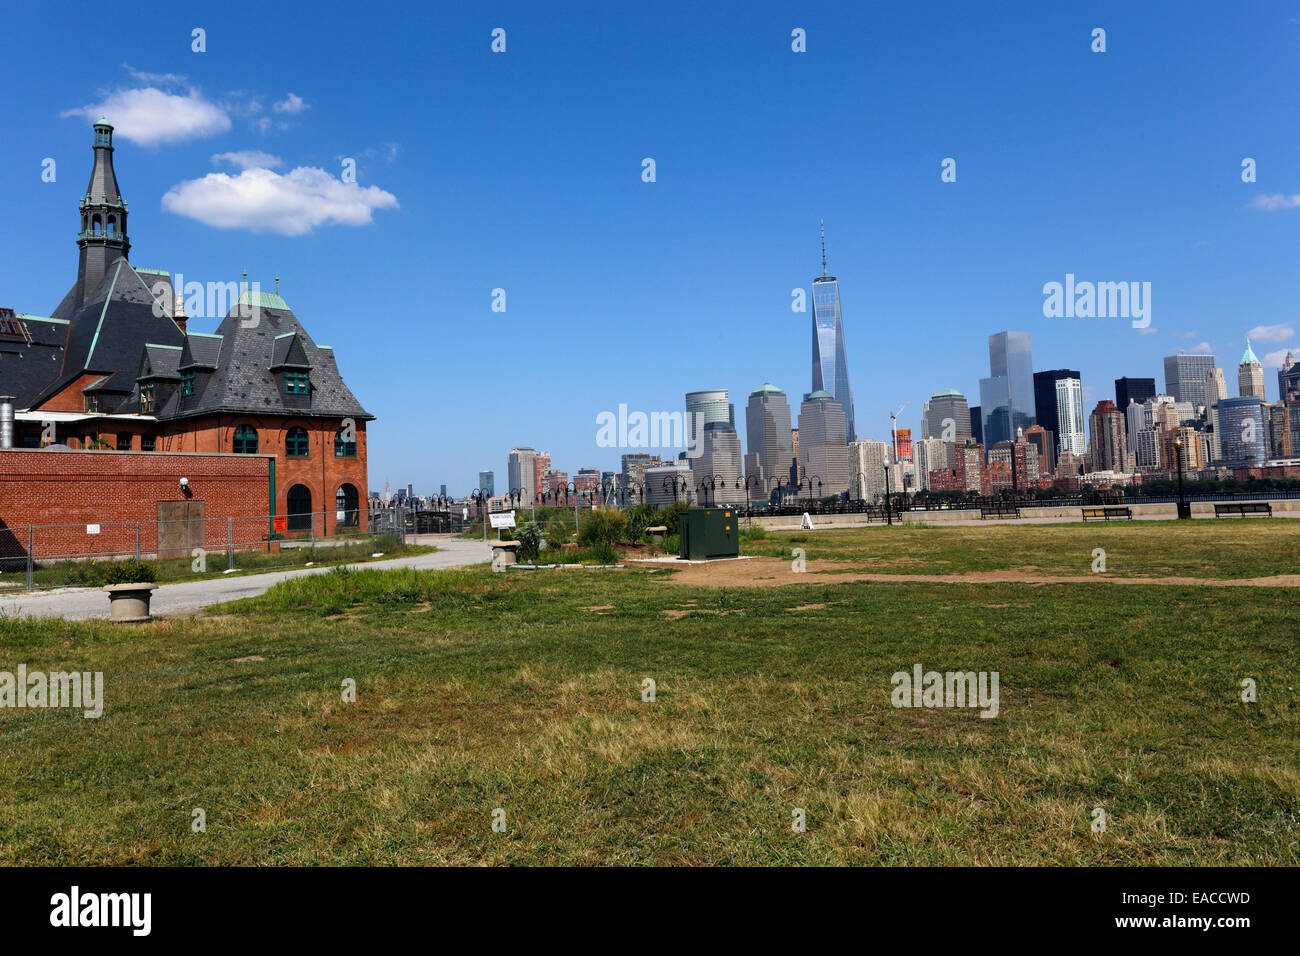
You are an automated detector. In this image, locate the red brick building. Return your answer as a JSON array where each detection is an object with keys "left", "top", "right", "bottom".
[{"left": 0, "top": 120, "right": 371, "bottom": 536}]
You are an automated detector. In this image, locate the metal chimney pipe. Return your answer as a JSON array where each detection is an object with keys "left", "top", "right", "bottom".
[{"left": 0, "top": 396, "right": 14, "bottom": 450}]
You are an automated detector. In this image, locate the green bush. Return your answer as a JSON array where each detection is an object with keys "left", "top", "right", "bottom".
[
  {"left": 659, "top": 501, "right": 690, "bottom": 535},
  {"left": 663, "top": 533, "right": 680, "bottom": 555},
  {"left": 579, "top": 507, "right": 628, "bottom": 549},
  {"left": 100, "top": 559, "right": 157, "bottom": 585},
  {"left": 513, "top": 521, "right": 542, "bottom": 563},
  {"left": 624, "top": 503, "right": 657, "bottom": 542},
  {"left": 588, "top": 542, "right": 619, "bottom": 565},
  {"left": 740, "top": 526, "right": 768, "bottom": 542}
]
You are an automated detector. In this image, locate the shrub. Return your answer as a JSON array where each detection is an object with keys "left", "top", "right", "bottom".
[
  {"left": 659, "top": 501, "right": 690, "bottom": 535},
  {"left": 100, "top": 559, "right": 157, "bottom": 585},
  {"left": 624, "top": 503, "right": 657, "bottom": 542},
  {"left": 663, "top": 533, "right": 680, "bottom": 555},
  {"left": 579, "top": 507, "right": 628, "bottom": 549},
  {"left": 588, "top": 542, "right": 619, "bottom": 565},
  {"left": 513, "top": 521, "right": 542, "bottom": 563}
]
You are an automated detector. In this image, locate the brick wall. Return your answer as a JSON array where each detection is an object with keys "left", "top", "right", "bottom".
[{"left": 0, "top": 448, "right": 271, "bottom": 561}]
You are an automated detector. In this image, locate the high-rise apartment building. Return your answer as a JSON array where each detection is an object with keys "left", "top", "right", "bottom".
[
  {"left": 1032, "top": 369, "right": 1080, "bottom": 448},
  {"left": 1086, "top": 400, "right": 1131, "bottom": 473},
  {"left": 1164, "top": 353, "right": 1216, "bottom": 408},
  {"left": 894, "top": 428, "right": 912, "bottom": 460},
  {"left": 1054, "top": 376, "right": 1086, "bottom": 457},
  {"left": 644, "top": 463, "right": 692, "bottom": 507},
  {"left": 685, "top": 389, "right": 734, "bottom": 428},
  {"left": 507, "top": 447, "right": 536, "bottom": 502},
  {"left": 1279, "top": 351, "right": 1297, "bottom": 402},
  {"left": 923, "top": 389, "right": 972, "bottom": 467},
  {"left": 691, "top": 422, "right": 744, "bottom": 505},
  {"left": 743, "top": 383, "right": 794, "bottom": 498},
  {"left": 1022, "top": 424, "right": 1055, "bottom": 476},
  {"left": 1238, "top": 339, "right": 1265, "bottom": 399},
  {"left": 620, "top": 452, "right": 661, "bottom": 490},
  {"left": 478, "top": 470, "right": 495, "bottom": 496},
  {"left": 809, "top": 223, "right": 856, "bottom": 441},
  {"left": 979, "top": 331, "right": 1035, "bottom": 447},
  {"left": 532, "top": 452, "right": 551, "bottom": 504},
  {"left": 1216, "top": 397, "right": 1269, "bottom": 464},
  {"left": 798, "top": 391, "right": 850, "bottom": 498},
  {"left": 913, "top": 437, "right": 947, "bottom": 492},
  {"left": 848, "top": 439, "right": 900, "bottom": 502}
]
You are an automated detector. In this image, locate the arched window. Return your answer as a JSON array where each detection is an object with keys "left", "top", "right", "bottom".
[
  {"left": 286, "top": 484, "right": 312, "bottom": 531},
  {"left": 106, "top": 218, "right": 116, "bottom": 236},
  {"left": 335, "top": 483, "right": 360, "bottom": 527},
  {"left": 334, "top": 427, "right": 357, "bottom": 457},
  {"left": 91, "top": 216, "right": 102, "bottom": 235},
  {"left": 232, "top": 425, "right": 258, "bottom": 454},
  {"left": 285, "top": 426, "right": 309, "bottom": 457}
]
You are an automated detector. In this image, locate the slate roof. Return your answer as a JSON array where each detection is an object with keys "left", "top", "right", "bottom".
[
  {"left": 29, "top": 259, "right": 185, "bottom": 411},
  {"left": 154, "top": 293, "right": 372, "bottom": 422},
  {"left": 0, "top": 313, "right": 69, "bottom": 407}
]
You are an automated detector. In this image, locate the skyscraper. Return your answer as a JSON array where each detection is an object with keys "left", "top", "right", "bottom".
[
  {"left": 797, "top": 391, "right": 850, "bottom": 497},
  {"left": 479, "top": 470, "right": 494, "bottom": 495},
  {"left": 743, "top": 383, "right": 794, "bottom": 498},
  {"left": 1054, "top": 376, "right": 1086, "bottom": 457},
  {"left": 1163, "top": 353, "right": 1216, "bottom": 408},
  {"left": 1216, "top": 397, "right": 1268, "bottom": 464},
  {"left": 979, "top": 331, "right": 1035, "bottom": 447},
  {"left": 1032, "top": 369, "right": 1081, "bottom": 448},
  {"left": 507, "top": 447, "right": 536, "bottom": 501},
  {"left": 1238, "top": 339, "right": 1265, "bottom": 399},
  {"left": 691, "top": 422, "right": 743, "bottom": 505},
  {"left": 1086, "top": 400, "right": 1130, "bottom": 473},
  {"left": 810, "top": 221, "right": 856, "bottom": 441},
  {"left": 1114, "top": 377, "right": 1156, "bottom": 414},
  {"left": 1279, "top": 351, "right": 1296, "bottom": 402},
  {"left": 685, "top": 389, "right": 734, "bottom": 428}
]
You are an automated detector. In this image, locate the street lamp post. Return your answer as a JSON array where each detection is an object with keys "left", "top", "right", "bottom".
[
  {"left": 884, "top": 456, "right": 893, "bottom": 526},
  {"left": 471, "top": 487, "right": 492, "bottom": 541}
]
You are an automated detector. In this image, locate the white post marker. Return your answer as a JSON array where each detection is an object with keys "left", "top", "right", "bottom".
[{"left": 800, "top": 512, "right": 814, "bottom": 530}]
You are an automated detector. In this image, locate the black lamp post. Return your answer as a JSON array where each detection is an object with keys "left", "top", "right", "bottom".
[
  {"left": 1174, "top": 434, "right": 1190, "bottom": 519},
  {"left": 470, "top": 487, "right": 493, "bottom": 541},
  {"left": 883, "top": 456, "right": 893, "bottom": 526}
]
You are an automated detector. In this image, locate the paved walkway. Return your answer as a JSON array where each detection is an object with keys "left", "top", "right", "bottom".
[{"left": 0, "top": 536, "right": 492, "bottom": 622}]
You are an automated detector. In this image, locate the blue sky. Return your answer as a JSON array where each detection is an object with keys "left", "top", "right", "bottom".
[{"left": 3, "top": 1, "right": 1299, "bottom": 494}]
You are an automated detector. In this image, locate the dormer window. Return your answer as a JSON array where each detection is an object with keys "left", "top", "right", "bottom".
[
  {"left": 181, "top": 372, "right": 195, "bottom": 397},
  {"left": 85, "top": 394, "right": 99, "bottom": 413},
  {"left": 140, "top": 386, "right": 155, "bottom": 413},
  {"left": 284, "top": 370, "right": 309, "bottom": 395}
]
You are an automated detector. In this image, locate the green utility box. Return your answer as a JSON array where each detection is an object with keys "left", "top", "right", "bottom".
[{"left": 679, "top": 507, "right": 740, "bottom": 560}]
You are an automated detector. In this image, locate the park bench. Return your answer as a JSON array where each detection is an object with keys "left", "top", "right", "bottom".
[
  {"left": 1213, "top": 502, "right": 1272, "bottom": 518},
  {"left": 979, "top": 504, "right": 1020, "bottom": 520},
  {"left": 1081, "top": 506, "right": 1132, "bottom": 521}
]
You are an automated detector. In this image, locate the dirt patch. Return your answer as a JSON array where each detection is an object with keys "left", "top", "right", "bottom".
[
  {"left": 663, "top": 607, "right": 740, "bottom": 619},
  {"left": 658, "top": 556, "right": 1300, "bottom": 589},
  {"left": 225, "top": 655, "right": 265, "bottom": 663},
  {"left": 787, "top": 603, "right": 828, "bottom": 611},
  {"left": 580, "top": 605, "right": 615, "bottom": 612}
]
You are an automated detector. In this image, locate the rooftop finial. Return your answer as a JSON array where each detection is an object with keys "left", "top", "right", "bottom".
[{"left": 820, "top": 219, "right": 827, "bottom": 278}]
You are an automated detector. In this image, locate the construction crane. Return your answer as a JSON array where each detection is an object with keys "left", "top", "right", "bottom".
[{"left": 889, "top": 402, "right": 909, "bottom": 457}]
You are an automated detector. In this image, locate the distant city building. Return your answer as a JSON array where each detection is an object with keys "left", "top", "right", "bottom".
[
  {"left": 620, "top": 452, "right": 661, "bottom": 490},
  {"left": 955, "top": 441, "right": 986, "bottom": 494},
  {"left": 1055, "top": 449, "right": 1083, "bottom": 477},
  {"left": 1216, "top": 396, "right": 1269, "bottom": 465},
  {"left": 1032, "top": 369, "right": 1080, "bottom": 451},
  {"left": 923, "top": 389, "right": 971, "bottom": 468},
  {"left": 1054, "top": 376, "right": 1086, "bottom": 457},
  {"left": 1164, "top": 353, "right": 1216, "bottom": 409},
  {"left": 1279, "top": 351, "right": 1297, "bottom": 402},
  {"left": 1164, "top": 425, "right": 1205, "bottom": 471},
  {"left": 743, "top": 383, "right": 794, "bottom": 499},
  {"left": 532, "top": 452, "right": 551, "bottom": 504},
  {"left": 969, "top": 405, "right": 982, "bottom": 445},
  {"left": 849, "top": 439, "right": 891, "bottom": 502},
  {"left": 809, "top": 222, "right": 857, "bottom": 441},
  {"left": 1114, "top": 377, "right": 1156, "bottom": 416},
  {"left": 1086, "top": 400, "right": 1131, "bottom": 473},
  {"left": 978, "top": 331, "right": 1035, "bottom": 447},
  {"left": 894, "top": 427, "right": 912, "bottom": 460},
  {"left": 798, "top": 391, "right": 850, "bottom": 498},
  {"left": 913, "top": 437, "right": 947, "bottom": 492},
  {"left": 645, "top": 462, "right": 692, "bottom": 507},
  {"left": 479, "top": 470, "right": 495, "bottom": 496},
  {"left": 507, "top": 447, "right": 536, "bottom": 502},
  {"left": 1022, "top": 424, "right": 1055, "bottom": 476},
  {"left": 988, "top": 435, "right": 1037, "bottom": 492},
  {"left": 1238, "top": 339, "right": 1265, "bottom": 399},
  {"left": 685, "top": 389, "right": 734, "bottom": 428},
  {"left": 575, "top": 467, "right": 600, "bottom": 499},
  {"left": 691, "top": 422, "right": 743, "bottom": 505}
]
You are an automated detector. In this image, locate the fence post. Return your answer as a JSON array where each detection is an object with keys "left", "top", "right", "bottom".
[
  {"left": 26, "top": 527, "right": 33, "bottom": 590},
  {"left": 311, "top": 514, "right": 316, "bottom": 563},
  {"left": 227, "top": 517, "right": 235, "bottom": 571},
  {"left": 135, "top": 522, "right": 141, "bottom": 560}
]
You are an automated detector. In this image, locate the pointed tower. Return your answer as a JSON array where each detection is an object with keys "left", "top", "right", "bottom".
[
  {"left": 74, "top": 117, "right": 130, "bottom": 311},
  {"left": 809, "top": 221, "right": 856, "bottom": 441},
  {"left": 1238, "top": 338, "right": 1265, "bottom": 399}
]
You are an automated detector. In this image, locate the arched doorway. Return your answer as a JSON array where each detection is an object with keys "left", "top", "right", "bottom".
[
  {"left": 286, "top": 484, "right": 312, "bottom": 532},
  {"left": 335, "top": 483, "right": 360, "bottom": 527}
]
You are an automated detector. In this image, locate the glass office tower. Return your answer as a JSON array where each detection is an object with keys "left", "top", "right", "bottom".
[
  {"left": 810, "top": 225, "right": 856, "bottom": 441},
  {"left": 978, "top": 331, "right": 1035, "bottom": 447}
]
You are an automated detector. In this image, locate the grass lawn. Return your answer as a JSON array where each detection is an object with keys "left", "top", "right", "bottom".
[{"left": 0, "top": 522, "right": 1295, "bottom": 865}]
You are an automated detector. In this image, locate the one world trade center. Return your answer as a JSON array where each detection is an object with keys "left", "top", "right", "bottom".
[{"left": 810, "top": 221, "right": 856, "bottom": 442}]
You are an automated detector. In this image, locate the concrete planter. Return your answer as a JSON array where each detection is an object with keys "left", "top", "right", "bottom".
[{"left": 104, "top": 583, "right": 158, "bottom": 623}]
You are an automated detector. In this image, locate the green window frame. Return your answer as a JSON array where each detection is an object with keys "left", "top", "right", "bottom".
[
  {"left": 284, "top": 370, "right": 309, "bottom": 395},
  {"left": 141, "top": 435, "right": 156, "bottom": 452},
  {"left": 180, "top": 372, "right": 195, "bottom": 397},
  {"left": 84, "top": 394, "right": 99, "bottom": 413},
  {"left": 139, "top": 386, "right": 155, "bottom": 413},
  {"left": 334, "top": 428, "right": 357, "bottom": 458},
  {"left": 233, "top": 425, "right": 259, "bottom": 454},
  {"left": 286, "top": 426, "right": 310, "bottom": 458}
]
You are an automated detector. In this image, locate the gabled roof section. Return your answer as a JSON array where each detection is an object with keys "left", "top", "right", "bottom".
[
  {"left": 179, "top": 331, "right": 223, "bottom": 369},
  {"left": 156, "top": 295, "right": 371, "bottom": 422},
  {"left": 29, "top": 260, "right": 186, "bottom": 410},
  {"left": 138, "top": 343, "right": 183, "bottom": 380}
]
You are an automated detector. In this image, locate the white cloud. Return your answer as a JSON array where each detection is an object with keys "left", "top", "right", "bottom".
[
  {"left": 1190, "top": 341, "right": 1214, "bottom": 354},
  {"left": 162, "top": 166, "right": 398, "bottom": 235},
  {"left": 274, "top": 93, "right": 309, "bottom": 114},
  {"left": 211, "top": 150, "right": 282, "bottom": 170},
  {"left": 62, "top": 87, "right": 230, "bottom": 146},
  {"left": 1248, "top": 193, "right": 1300, "bottom": 211},
  {"left": 1246, "top": 324, "right": 1294, "bottom": 343},
  {"left": 1136, "top": 326, "right": 1159, "bottom": 336},
  {"left": 1263, "top": 348, "right": 1296, "bottom": 369},
  {"left": 123, "top": 64, "right": 187, "bottom": 86}
]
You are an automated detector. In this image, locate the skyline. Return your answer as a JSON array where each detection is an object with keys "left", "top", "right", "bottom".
[{"left": 3, "top": 2, "right": 1300, "bottom": 494}]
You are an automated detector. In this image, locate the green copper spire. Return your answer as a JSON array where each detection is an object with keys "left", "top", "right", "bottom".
[{"left": 1241, "top": 338, "right": 1260, "bottom": 366}]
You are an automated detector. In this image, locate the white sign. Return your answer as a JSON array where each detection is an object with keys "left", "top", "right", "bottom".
[
  {"left": 86, "top": 524, "right": 101, "bottom": 535},
  {"left": 488, "top": 511, "right": 516, "bottom": 529}
]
